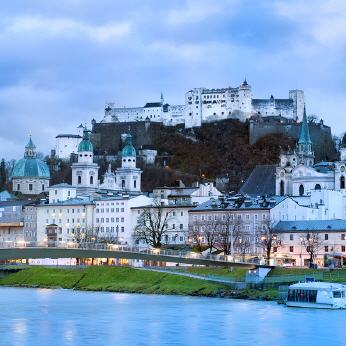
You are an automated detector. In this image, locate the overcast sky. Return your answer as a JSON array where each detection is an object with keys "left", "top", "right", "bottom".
[{"left": 1, "top": 0, "right": 346, "bottom": 159}]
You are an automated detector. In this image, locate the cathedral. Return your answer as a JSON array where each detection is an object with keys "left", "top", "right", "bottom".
[
  {"left": 72, "top": 126, "right": 142, "bottom": 194},
  {"left": 276, "top": 107, "right": 345, "bottom": 196},
  {"left": 11, "top": 137, "right": 50, "bottom": 195}
]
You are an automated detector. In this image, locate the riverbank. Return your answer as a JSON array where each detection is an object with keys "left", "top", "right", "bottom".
[{"left": 0, "top": 266, "right": 278, "bottom": 301}]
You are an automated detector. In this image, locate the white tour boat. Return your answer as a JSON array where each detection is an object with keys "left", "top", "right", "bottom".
[{"left": 286, "top": 282, "right": 346, "bottom": 309}]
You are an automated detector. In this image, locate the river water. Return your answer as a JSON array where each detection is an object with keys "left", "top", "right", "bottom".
[{"left": 0, "top": 287, "right": 345, "bottom": 346}]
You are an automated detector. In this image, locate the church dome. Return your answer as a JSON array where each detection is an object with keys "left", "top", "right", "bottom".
[
  {"left": 11, "top": 137, "right": 50, "bottom": 179},
  {"left": 122, "top": 134, "right": 136, "bottom": 157},
  {"left": 78, "top": 127, "right": 93, "bottom": 152}
]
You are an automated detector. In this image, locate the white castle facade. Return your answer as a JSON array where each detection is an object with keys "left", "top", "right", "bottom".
[{"left": 101, "top": 80, "right": 305, "bottom": 128}]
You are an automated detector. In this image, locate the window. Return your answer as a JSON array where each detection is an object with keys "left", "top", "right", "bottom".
[
  {"left": 325, "top": 246, "right": 329, "bottom": 252},
  {"left": 134, "top": 180, "right": 137, "bottom": 188},
  {"left": 342, "top": 234, "right": 346, "bottom": 241},
  {"left": 17, "top": 184, "right": 20, "bottom": 190},
  {"left": 280, "top": 180, "right": 285, "bottom": 196},
  {"left": 78, "top": 176, "right": 81, "bottom": 184},
  {"left": 299, "top": 184, "right": 304, "bottom": 196},
  {"left": 290, "top": 234, "right": 294, "bottom": 241},
  {"left": 289, "top": 246, "right": 294, "bottom": 252},
  {"left": 90, "top": 176, "right": 94, "bottom": 185},
  {"left": 315, "top": 184, "right": 321, "bottom": 191},
  {"left": 341, "top": 176, "right": 345, "bottom": 189},
  {"left": 29, "top": 183, "right": 33, "bottom": 191},
  {"left": 342, "top": 246, "right": 346, "bottom": 252},
  {"left": 122, "top": 180, "right": 125, "bottom": 189},
  {"left": 325, "top": 234, "right": 328, "bottom": 240}
]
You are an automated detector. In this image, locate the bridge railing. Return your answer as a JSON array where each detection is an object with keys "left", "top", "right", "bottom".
[{"left": 0, "top": 241, "right": 263, "bottom": 265}]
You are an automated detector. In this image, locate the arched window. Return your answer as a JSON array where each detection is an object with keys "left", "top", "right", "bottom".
[
  {"left": 90, "top": 176, "right": 94, "bottom": 185},
  {"left": 280, "top": 180, "right": 285, "bottom": 196},
  {"left": 78, "top": 176, "right": 81, "bottom": 184},
  {"left": 315, "top": 184, "right": 321, "bottom": 190},
  {"left": 299, "top": 184, "right": 304, "bottom": 196},
  {"left": 341, "top": 176, "right": 345, "bottom": 189}
]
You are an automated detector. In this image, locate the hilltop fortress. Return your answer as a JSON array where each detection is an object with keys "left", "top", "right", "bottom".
[{"left": 102, "top": 80, "right": 305, "bottom": 128}]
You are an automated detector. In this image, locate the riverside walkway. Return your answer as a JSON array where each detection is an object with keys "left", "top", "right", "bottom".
[{"left": 0, "top": 241, "right": 270, "bottom": 269}]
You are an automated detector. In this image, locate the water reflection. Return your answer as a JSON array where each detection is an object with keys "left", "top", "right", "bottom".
[{"left": 0, "top": 287, "right": 345, "bottom": 346}]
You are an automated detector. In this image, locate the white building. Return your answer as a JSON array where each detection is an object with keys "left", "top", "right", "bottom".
[
  {"left": 55, "top": 134, "right": 82, "bottom": 160},
  {"left": 36, "top": 195, "right": 95, "bottom": 243},
  {"left": 153, "top": 181, "right": 222, "bottom": 206},
  {"left": 132, "top": 203, "right": 192, "bottom": 246},
  {"left": 102, "top": 81, "right": 304, "bottom": 128},
  {"left": 94, "top": 194, "right": 152, "bottom": 245}
]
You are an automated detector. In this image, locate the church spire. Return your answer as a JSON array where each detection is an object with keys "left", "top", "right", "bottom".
[{"left": 298, "top": 105, "right": 312, "bottom": 145}]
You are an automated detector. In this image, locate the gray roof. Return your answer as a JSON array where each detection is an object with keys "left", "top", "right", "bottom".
[
  {"left": 144, "top": 102, "right": 161, "bottom": 108},
  {"left": 192, "top": 195, "right": 286, "bottom": 212},
  {"left": 274, "top": 220, "right": 346, "bottom": 233},
  {"left": 239, "top": 165, "right": 276, "bottom": 195},
  {"left": 0, "top": 200, "right": 33, "bottom": 207},
  {"left": 38, "top": 197, "right": 94, "bottom": 207},
  {"left": 49, "top": 183, "right": 74, "bottom": 189},
  {"left": 56, "top": 134, "right": 82, "bottom": 139}
]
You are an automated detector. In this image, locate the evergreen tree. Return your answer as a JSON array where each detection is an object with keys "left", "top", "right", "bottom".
[{"left": 0, "top": 159, "right": 7, "bottom": 191}]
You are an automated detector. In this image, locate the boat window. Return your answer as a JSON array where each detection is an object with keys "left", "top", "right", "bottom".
[
  {"left": 333, "top": 291, "right": 342, "bottom": 298},
  {"left": 287, "top": 289, "right": 317, "bottom": 303}
]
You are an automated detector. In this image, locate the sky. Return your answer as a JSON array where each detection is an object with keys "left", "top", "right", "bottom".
[{"left": 1, "top": 0, "right": 346, "bottom": 159}]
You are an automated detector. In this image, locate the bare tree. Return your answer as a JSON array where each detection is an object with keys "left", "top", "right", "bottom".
[
  {"left": 235, "top": 231, "right": 252, "bottom": 261},
  {"left": 99, "top": 233, "right": 119, "bottom": 244},
  {"left": 203, "top": 219, "right": 220, "bottom": 254},
  {"left": 257, "top": 220, "right": 282, "bottom": 264},
  {"left": 133, "top": 201, "right": 175, "bottom": 248},
  {"left": 216, "top": 214, "right": 243, "bottom": 255},
  {"left": 301, "top": 232, "right": 325, "bottom": 267},
  {"left": 72, "top": 226, "right": 100, "bottom": 245}
]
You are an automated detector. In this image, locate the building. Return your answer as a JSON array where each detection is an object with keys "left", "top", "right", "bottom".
[
  {"left": 55, "top": 134, "right": 82, "bottom": 160},
  {"left": 11, "top": 137, "right": 50, "bottom": 195},
  {"left": 0, "top": 200, "right": 33, "bottom": 243},
  {"left": 71, "top": 127, "right": 99, "bottom": 195},
  {"left": 94, "top": 194, "right": 152, "bottom": 245},
  {"left": 273, "top": 220, "right": 346, "bottom": 267},
  {"left": 153, "top": 181, "right": 222, "bottom": 206},
  {"left": 276, "top": 107, "right": 346, "bottom": 196},
  {"left": 36, "top": 194, "right": 95, "bottom": 243},
  {"left": 101, "top": 80, "right": 304, "bottom": 128},
  {"left": 131, "top": 203, "right": 192, "bottom": 246}
]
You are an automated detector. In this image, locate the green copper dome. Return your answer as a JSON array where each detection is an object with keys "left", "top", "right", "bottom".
[
  {"left": 122, "top": 134, "right": 136, "bottom": 157},
  {"left": 11, "top": 137, "right": 50, "bottom": 179},
  {"left": 78, "top": 127, "right": 93, "bottom": 152}
]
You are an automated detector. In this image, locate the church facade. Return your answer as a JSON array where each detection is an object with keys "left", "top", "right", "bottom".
[{"left": 276, "top": 107, "right": 346, "bottom": 196}]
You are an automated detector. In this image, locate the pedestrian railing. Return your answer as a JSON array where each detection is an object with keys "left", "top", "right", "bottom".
[{"left": 0, "top": 241, "right": 263, "bottom": 266}]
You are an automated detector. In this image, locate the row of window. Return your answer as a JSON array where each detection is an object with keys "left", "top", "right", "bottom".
[
  {"left": 96, "top": 218, "right": 124, "bottom": 223},
  {"left": 46, "top": 208, "right": 86, "bottom": 214},
  {"left": 193, "top": 213, "right": 267, "bottom": 221},
  {"left": 288, "top": 245, "right": 346, "bottom": 252},
  {"left": 289, "top": 234, "right": 346, "bottom": 241},
  {"left": 96, "top": 208, "right": 124, "bottom": 213}
]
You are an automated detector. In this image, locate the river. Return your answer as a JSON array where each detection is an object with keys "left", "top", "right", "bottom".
[{"left": 0, "top": 287, "right": 344, "bottom": 346}]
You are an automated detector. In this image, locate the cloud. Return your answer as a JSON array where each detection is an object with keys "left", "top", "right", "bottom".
[
  {"left": 166, "top": 0, "right": 239, "bottom": 25},
  {"left": 275, "top": 0, "right": 346, "bottom": 50},
  {"left": 2, "top": 16, "right": 132, "bottom": 42}
]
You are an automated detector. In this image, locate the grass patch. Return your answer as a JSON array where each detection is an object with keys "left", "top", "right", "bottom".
[
  {"left": 175, "top": 266, "right": 248, "bottom": 281},
  {"left": 0, "top": 266, "right": 228, "bottom": 297}
]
